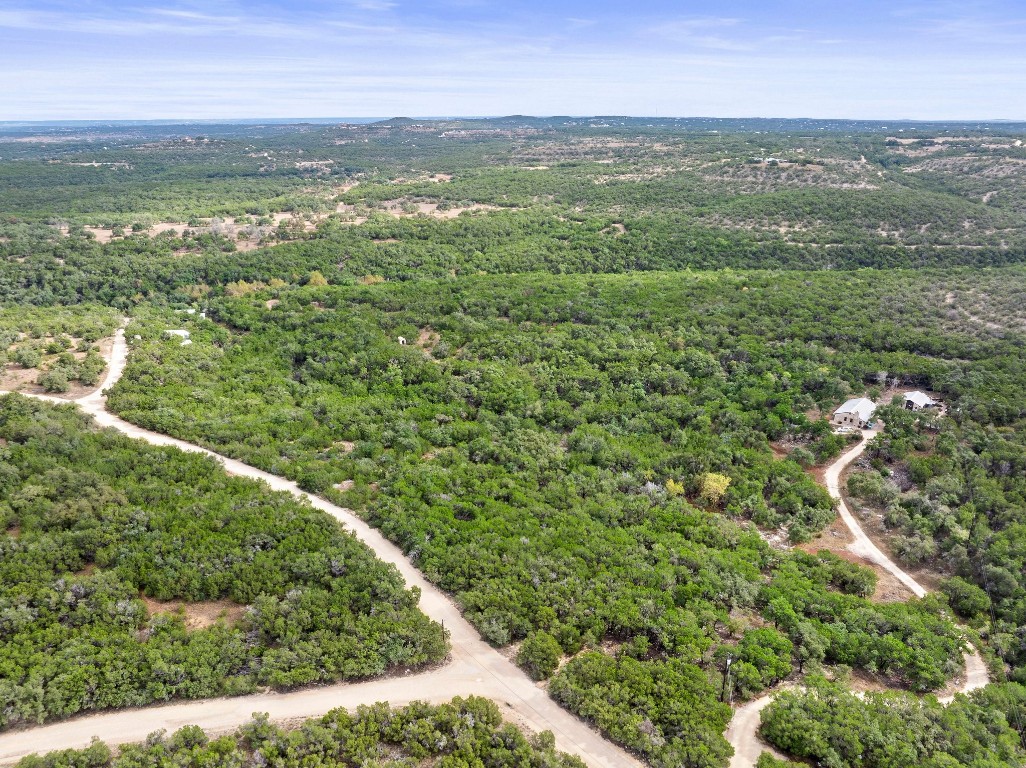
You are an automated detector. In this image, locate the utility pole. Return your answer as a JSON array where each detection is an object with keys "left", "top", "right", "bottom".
[{"left": 721, "top": 656, "right": 733, "bottom": 703}]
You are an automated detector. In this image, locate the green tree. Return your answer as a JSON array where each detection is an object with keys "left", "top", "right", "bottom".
[{"left": 517, "top": 631, "right": 564, "bottom": 681}]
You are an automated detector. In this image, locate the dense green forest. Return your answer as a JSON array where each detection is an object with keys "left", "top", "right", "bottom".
[
  {"left": 759, "top": 677, "right": 1026, "bottom": 768},
  {"left": 105, "top": 269, "right": 1019, "bottom": 765},
  {"left": 5, "top": 118, "right": 1026, "bottom": 767},
  {"left": 846, "top": 393, "right": 1026, "bottom": 678},
  {"left": 0, "top": 396, "right": 446, "bottom": 728},
  {"left": 5, "top": 212, "right": 1024, "bottom": 312},
  {"left": 3, "top": 118, "right": 1026, "bottom": 309},
  {"left": 15, "top": 697, "right": 583, "bottom": 768},
  {"left": 0, "top": 304, "right": 118, "bottom": 342}
]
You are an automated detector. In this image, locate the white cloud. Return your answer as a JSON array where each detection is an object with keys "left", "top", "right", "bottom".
[
  {"left": 0, "top": 3, "right": 1024, "bottom": 119},
  {"left": 145, "top": 9, "right": 228, "bottom": 21},
  {"left": 345, "top": 0, "right": 397, "bottom": 10},
  {"left": 657, "top": 16, "right": 743, "bottom": 31}
]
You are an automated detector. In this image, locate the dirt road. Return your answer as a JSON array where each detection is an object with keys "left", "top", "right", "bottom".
[
  {"left": 939, "top": 646, "right": 990, "bottom": 704},
  {"left": 0, "top": 329, "right": 643, "bottom": 768},
  {"left": 726, "top": 690, "right": 792, "bottom": 768},
  {"left": 725, "top": 427, "right": 991, "bottom": 767},
  {"left": 824, "top": 430, "right": 927, "bottom": 598}
]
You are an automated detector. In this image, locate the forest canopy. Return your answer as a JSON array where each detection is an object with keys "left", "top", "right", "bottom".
[
  {"left": 0, "top": 396, "right": 446, "bottom": 729},
  {"left": 4, "top": 117, "right": 1026, "bottom": 768}
]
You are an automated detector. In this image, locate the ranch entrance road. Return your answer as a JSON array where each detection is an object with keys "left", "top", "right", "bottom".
[
  {"left": 726, "top": 426, "right": 991, "bottom": 768},
  {"left": 826, "top": 431, "right": 926, "bottom": 598},
  {"left": 0, "top": 329, "right": 643, "bottom": 768}
]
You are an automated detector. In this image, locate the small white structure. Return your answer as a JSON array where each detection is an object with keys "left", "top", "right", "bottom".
[
  {"left": 397, "top": 336, "right": 408, "bottom": 345},
  {"left": 832, "top": 397, "right": 876, "bottom": 429},
  {"left": 164, "top": 329, "right": 192, "bottom": 346},
  {"left": 904, "top": 391, "right": 937, "bottom": 411}
]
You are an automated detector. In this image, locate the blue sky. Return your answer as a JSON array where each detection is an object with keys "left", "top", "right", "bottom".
[{"left": 2, "top": 0, "right": 1025, "bottom": 120}]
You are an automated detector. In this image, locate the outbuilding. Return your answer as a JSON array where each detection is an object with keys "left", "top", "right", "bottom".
[
  {"left": 832, "top": 397, "right": 876, "bottom": 429},
  {"left": 164, "top": 329, "right": 192, "bottom": 346},
  {"left": 904, "top": 391, "right": 937, "bottom": 411}
]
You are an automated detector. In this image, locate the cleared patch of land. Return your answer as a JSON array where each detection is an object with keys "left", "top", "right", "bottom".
[{"left": 140, "top": 595, "right": 247, "bottom": 631}]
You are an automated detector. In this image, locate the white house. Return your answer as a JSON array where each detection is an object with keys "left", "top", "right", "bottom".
[
  {"left": 164, "top": 329, "right": 192, "bottom": 346},
  {"left": 832, "top": 397, "right": 877, "bottom": 429},
  {"left": 904, "top": 391, "right": 937, "bottom": 411}
]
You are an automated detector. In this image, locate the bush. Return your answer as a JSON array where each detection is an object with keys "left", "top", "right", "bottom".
[
  {"left": 893, "top": 532, "right": 938, "bottom": 564},
  {"left": 756, "top": 753, "right": 802, "bottom": 768},
  {"left": 37, "top": 368, "right": 70, "bottom": 393},
  {"left": 305, "top": 270, "right": 329, "bottom": 286},
  {"left": 517, "top": 630, "right": 563, "bottom": 680},
  {"left": 737, "top": 627, "right": 793, "bottom": 689},
  {"left": 49, "top": 335, "right": 72, "bottom": 352},
  {"left": 789, "top": 447, "right": 815, "bottom": 468},
  {"left": 847, "top": 470, "right": 900, "bottom": 507},
  {"left": 700, "top": 472, "right": 732, "bottom": 506},
  {"left": 551, "top": 652, "right": 732, "bottom": 768},
  {"left": 760, "top": 678, "right": 1026, "bottom": 767},
  {"left": 15, "top": 698, "right": 586, "bottom": 767},
  {"left": 941, "top": 576, "right": 991, "bottom": 622},
  {"left": 13, "top": 346, "right": 41, "bottom": 369}
]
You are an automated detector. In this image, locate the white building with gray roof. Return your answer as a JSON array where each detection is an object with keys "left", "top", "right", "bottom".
[
  {"left": 904, "top": 391, "right": 937, "bottom": 411},
  {"left": 832, "top": 397, "right": 876, "bottom": 429}
]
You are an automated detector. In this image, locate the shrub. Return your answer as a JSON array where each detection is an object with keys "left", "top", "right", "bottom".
[
  {"left": 847, "top": 470, "right": 899, "bottom": 507},
  {"left": 517, "top": 631, "right": 563, "bottom": 680},
  {"left": 700, "top": 472, "right": 732, "bottom": 506},
  {"left": 37, "top": 368, "right": 70, "bottom": 393},
  {"left": 941, "top": 576, "right": 991, "bottom": 622},
  {"left": 13, "top": 346, "right": 41, "bottom": 369},
  {"left": 790, "top": 447, "right": 815, "bottom": 468}
]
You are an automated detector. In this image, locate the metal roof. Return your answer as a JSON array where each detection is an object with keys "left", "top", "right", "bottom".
[
  {"left": 835, "top": 397, "right": 876, "bottom": 421},
  {"left": 904, "top": 391, "right": 936, "bottom": 407}
]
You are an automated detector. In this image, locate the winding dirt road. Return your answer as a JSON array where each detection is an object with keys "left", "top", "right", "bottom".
[
  {"left": 825, "top": 431, "right": 926, "bottom": 598},
  {"left": 725, "top": 691, "right": 792, "bottom": 768},
  {"left": 726, "top": 427, "right": 991, "bottom": 768},
  {"left": 0, "top": 330, "right": 643, "bottom": 768},
  {"left": 0, "top": 335, "right": 992, "bottom": 767}
]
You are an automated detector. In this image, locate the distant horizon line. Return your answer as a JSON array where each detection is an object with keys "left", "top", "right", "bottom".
[{"left": 2, "top": 115, "right": 1025, "bottom": 128}]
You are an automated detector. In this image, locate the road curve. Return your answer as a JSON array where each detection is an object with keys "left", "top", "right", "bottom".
[
  {"left": 939, "top": 646, "right": 990, "bottom": 704},
  {"left": 824, "top": 430, "right": 927, "bottom": 598},
  {"left": 725, "top": 427, "right": 991, "bottom": 767},
  {"left": 826, "top": 431, "right": 988, "bottom": 701},
  {"left": 726, "top": 689, "right": 792, "bottom": 768},
  {"left": 0, "top": 329, "right": 643, "bottom": 768}
]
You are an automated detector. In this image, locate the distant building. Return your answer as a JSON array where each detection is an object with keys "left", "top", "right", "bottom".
[
  {"left": 904, "top": 391, "right": 937, "bottom": 411},
  {"left": 164, "top": 329, "right": 192, "bottom": 346},
  {"left": 832, "top": 397, "right": 876, "bottom": 429}
]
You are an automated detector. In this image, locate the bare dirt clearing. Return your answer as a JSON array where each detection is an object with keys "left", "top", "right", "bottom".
[
  {"left": 416, "top": 327, "right": 440, "bottom": 351},
  {"left": 141, "top": 596, "right": 247, "bottom": 631},
  {"left": 53, "top": 194, "right": 513, "bottom": 252},
  {"left": 377, "top": 200, "right": 504, "bottom": 219},
  {"left": 0, "top": 335, "right": 113, "bottom": 400}
]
